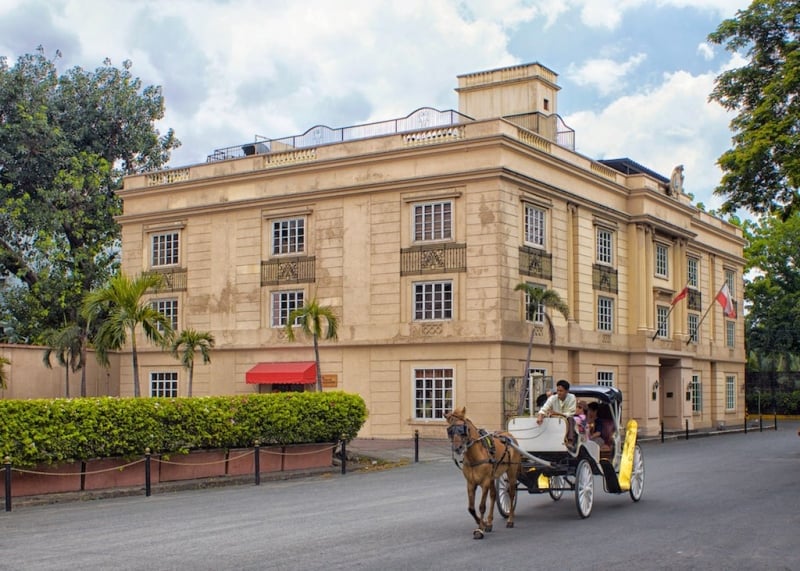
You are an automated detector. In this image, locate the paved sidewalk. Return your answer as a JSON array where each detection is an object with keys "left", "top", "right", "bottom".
[{"left": 346, "top": 437, "right": 453, "bottom": 464}]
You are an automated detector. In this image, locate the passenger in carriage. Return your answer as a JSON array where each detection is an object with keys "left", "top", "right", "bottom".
[
  {"left": 536, "top": 379, "right": 577, "bottom": 449},
  {"left": 587, "top": 402, "right": 614, "bottom": 451}
]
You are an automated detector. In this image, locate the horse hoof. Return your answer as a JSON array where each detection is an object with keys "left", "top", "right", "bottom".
[
  {"left": 506, "top": 521, "right": 514, "bottom": 528},
  {"left": 473, "top": 529, "right": 485, "bottom": 540},
  {"left": 484, "top": 525, "right": 492, "bottom": 533}
]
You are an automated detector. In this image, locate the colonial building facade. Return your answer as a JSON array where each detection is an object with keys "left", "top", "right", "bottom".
[{"left": 118, "top": 63, "right": 746, "bottom": 438}]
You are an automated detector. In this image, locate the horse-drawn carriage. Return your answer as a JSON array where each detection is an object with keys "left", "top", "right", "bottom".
[
  {"left": 446, "top": 385, "right": 644, "bottom": 537},
  {"left": 497, "top": 385, "right": 644, "bottom": 519}
]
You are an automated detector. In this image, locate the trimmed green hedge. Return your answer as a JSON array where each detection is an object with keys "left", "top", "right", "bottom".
[{"left": 0, "top": 392, "right": 368, "bottom": 468}]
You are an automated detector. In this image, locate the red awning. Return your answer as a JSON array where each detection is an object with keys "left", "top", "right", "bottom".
[{"left": 245, "top": 361, "right": 317, "bottom": 384}]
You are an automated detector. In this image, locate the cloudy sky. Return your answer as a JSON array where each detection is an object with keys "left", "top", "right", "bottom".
[{"left": 1, "top": 0, "right": 751, "bottom": 210}]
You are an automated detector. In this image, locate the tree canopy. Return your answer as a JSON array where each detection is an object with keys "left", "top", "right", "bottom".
[
  {"left": 742, "top": 213, "right": 800, "bottom": 360},
  {"left": 0, "top": 47, "right": 179, "bottom": 342},
  {"left": 708, "top": 1, "right": 800, "bottom": 219}
]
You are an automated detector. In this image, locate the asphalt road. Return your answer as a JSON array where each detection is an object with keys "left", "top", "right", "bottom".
[{"left": 2, "top": 423, "right": 798, "bottom": 571}]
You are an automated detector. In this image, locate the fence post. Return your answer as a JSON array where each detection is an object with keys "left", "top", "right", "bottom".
[
  {"left": 254, "top": 441, "right": 261, "bottom": 486},
  {"left": 744, "top": 415, "right": 747, "bottom": 434},
  {"left": 340, "top": 438, "right": 347, "bottom": 475},
  {"left": 660, "top": 422, "right": 664, "bottom": 443},
  {"left": 4, "top": 456, "right": 11, "bottom": 512},
  {"left": 759, "top": 416, "right": 763, "bottom": 432},
  {"left": 414, "top": 430, "right": 419, "bottom": 463},
  {"left": 773, "top": 412, "right": 778, "bottom": 431},
  {"left": 685, "top": 419, "right": 689, "bottom": 440},
  {"left": 145, "top": 448, "right": 151, "bottom": 497}
]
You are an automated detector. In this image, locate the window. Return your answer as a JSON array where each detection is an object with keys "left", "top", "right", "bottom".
[
  {"left": 655, "top": 243, "right": 669, "bottom": 277},
  {"left": 414, "top": 368, "right": 454, "bottom": 420},
  {"left": 725, "top": 375, "right": 736, "bottom": 410},
  {"left": 150, "top": 372, "right": 178, "bottom": 398},
  {"left": 151, "top": 232, "right": 179, "bottom": 267},
  {"left": 414, "top": 202, "right": 451, "bottom": 242},
  {"left": 597, "top": 371, "right": 614, "bottom": 387},
  {"left": 524, "top": 284, "right": 544, "bottom": 323},
  {"left": 414, "top": 281, "right": 452, "bottom": 321},
  {"left": 151, "top": 298, "right": 178, "bottom": 331},
  {"left": 656, "top": 305, "right": 670, "bottom": 338},
  {"left": 688, "top": 313, "right": 699, "bottom": 344},
  {"left": 724, "top": 269, "right": 736, "bottom": 297},
  {"left": 691, "top": 374, "right": 702, "bottom": 413},
  {"left": 688, "top": 257, "right": 699, "bottom": 288},
  {"left": 597, "top": 296, "right": 614, "bottom": 332},
  {"left": 726, "top": 320, "right": 735, "bottom": 348},
  {"left": 272, "top": 218, "right": 305, "bottom": 255},
  {"left": 271, "top": 290, "right": 304, "bottom": 327},
  {"left": 596, "top": 227, "right": 613, "bottom": 265},
  {"left": 524, "top": 204, "right": 546, "bottom": 248}
]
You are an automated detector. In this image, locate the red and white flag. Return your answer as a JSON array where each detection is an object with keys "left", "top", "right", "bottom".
[
  {"left": 671, "top": 286, "right": 689, "bottom": 305},
  {"left": 715, "top": 283, "right": 736, "bottom": 318}
]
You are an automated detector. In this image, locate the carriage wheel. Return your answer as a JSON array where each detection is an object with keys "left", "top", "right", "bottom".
[
  {"left": 574, "top": 459, "right": 594, "bottom": 519},
  {"left": 495, "top": 472, "right": 517, "bottom": 518},
  {"left": 549, "top": 475, "right": 564, "bottom": 501},
  {"left": 629, "top": 444, "right": 645, "bottom": 502}
]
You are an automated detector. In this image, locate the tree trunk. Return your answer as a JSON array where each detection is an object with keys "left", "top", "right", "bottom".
[
  {"left": 131, "top": 331, "right": 141, "bottom": 398},
  {"left": 313, "top": 334, "right": 322, "bottom": 392},
  {"left": 188, "top": 364, "right": 194, "bottom": 397},
  {"left": 64, "top": 368, "right": 70, "bottom": 398},
  {"left": 80, "top": 343, "right": 87, "bottom": 397},
  {"left": 516, "top": 326, "right": 537, "bottom": 416}
]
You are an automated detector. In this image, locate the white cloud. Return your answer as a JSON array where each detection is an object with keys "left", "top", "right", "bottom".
[
  {"left": 566, "top": 65, "right": 735, "bottom": 210},
  {"left": 697, "top": 42, "right": 715, "bottom": 61},
  {"left": 567, "top": 53, "right": 647, "bottom": 96}
]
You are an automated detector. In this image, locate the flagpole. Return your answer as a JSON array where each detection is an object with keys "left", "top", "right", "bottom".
[{"left": 686, "top": 283, "right": 724, "bottom": 346}]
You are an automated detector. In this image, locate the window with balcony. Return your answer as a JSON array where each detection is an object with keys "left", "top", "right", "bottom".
[
  {"left": 524, "top": 204, "right": 546, "bottom": 248},
  {"left": 688, "top": 313, "right": 699, "bottom": 344},
  {"left": 413, "top": 368, "right": 454, "bottom": 420},
  {"left": 150, "top": 372, "right": 178, "bottom": 398},
  {"left": 656, "top": 305, "right": 670, "bottom": 338},
  {"left": 688, "top": 256, "right": 699, "bottom": 288},
  {"left": 597, "top": 296, "right": 614, "bottom": 332},
  {"left": 414, "top": 201, "right": 451, "bottom": 242},
  {"left": 724, "top": 268, "right": 736, "bottom": 297},
  {"left": 272, "top": 218, "right": 305, "bottom": 256},
  {"left": 151, "top": 231, "right": 180, "bottom": 267},
  {"left": 271, "top": 290, "right": 304, "bottom": 327},
  {"left": 414, "top": 281, "right": 452, "bottom": 321}
]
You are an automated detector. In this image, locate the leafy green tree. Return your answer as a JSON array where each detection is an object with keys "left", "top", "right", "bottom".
[
  {"left": 743, "top": 213, "right": 800, "bottom": 365},
  {"left": 0, "top": 355, "right": 9, "bottom": 390},
  {"left": 285, "top": 299, "right": 339, "bottom": 392},
  {"left": 708, "top": 1, "right": 800, "bottom": 219},
  {"left": 42, "top": 323, "right": 86, "bottom": 398},
  {"left": 82, "top": 272, "right": 173, "bottom": 397},
  {"left": 171, "top": 329, "right": 215, "bottom": 397},
  {"left": 0, "top": 47, "right": 179, "bottom": 342},
  {"left": 514, "top": 283, "right": 569, "bottom": 415}
]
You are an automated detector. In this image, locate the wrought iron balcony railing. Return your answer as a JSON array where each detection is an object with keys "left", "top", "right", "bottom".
[
  {"left": 261, "top": 256, "right": 316, "bottom": 286},
  {"left": 592, "top": 264, "right": 618, "bottom": 294},
  {"left": 519, "top": 246, "right": 553, "bottom": 280},
  {"left": 145, "top": 268, "right": 188, "bottom": 292},
  {"left": 400, "top": 243, "right": 466, "bottom": 276}
]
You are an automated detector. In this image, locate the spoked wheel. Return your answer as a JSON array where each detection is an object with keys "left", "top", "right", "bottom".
[
  {"left": 629, "top": 444, "right": 645, "bottom": 502},
  {"left": 495, "top": 472, "right": 517, "bottom": 518},
  {"left": 574, "top": 459, "right": 594, "bottom": 519},
  {"left": 549, "top": 475, "right": 564, "bottom": 501}
]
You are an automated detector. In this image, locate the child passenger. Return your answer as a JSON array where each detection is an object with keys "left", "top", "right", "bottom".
[{"left": 573, "top": 401, "right": 588, "bottom": 442}]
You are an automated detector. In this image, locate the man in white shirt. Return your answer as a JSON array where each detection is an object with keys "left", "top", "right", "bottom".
[{"left": 536, "top": 379, "right": 578, "bottom": 449}]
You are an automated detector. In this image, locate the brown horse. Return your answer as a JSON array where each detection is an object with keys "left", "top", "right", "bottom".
[{"left": 445, "top": 407, "right": 521, "bottom": 539}]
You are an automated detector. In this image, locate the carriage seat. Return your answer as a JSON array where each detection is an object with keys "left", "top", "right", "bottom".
[{"left": 507, "top": 416, "right": 571, "bottom": 453}]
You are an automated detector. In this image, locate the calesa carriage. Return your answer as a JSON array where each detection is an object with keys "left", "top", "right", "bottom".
[{"left": 446, "top": 385, "right": 644, "bottom": 538}]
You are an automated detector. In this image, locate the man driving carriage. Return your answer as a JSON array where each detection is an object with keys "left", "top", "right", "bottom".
[{"left": 536, "top": 379, "right": 578, "bottom": 449}]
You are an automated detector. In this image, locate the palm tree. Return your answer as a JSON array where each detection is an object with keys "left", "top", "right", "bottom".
[
  {"left": 82, "top": 272, "right": 174, "bottom": 397},
  {"left": 285, "top": 298, "right": 339, "bottom": 392},
  {"left": 171, "top": 329, "right": 215, "bottom": 397},
  {"left": 42, "top": 323, "right": 85, "bottom": 398},
  {"left": 515, "top": 282, "right": 569, "bottom": 415},
  {"left": 0, "top": 356, "right": 9, "bottom": 391}
]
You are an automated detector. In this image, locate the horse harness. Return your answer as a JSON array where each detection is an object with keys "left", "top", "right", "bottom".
[{"left": 447, "top": 420, "right": 515, "bottom": 471}]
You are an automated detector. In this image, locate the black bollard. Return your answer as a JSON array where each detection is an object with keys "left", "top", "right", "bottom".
[
  {"left": 254, "top": 442, "right": 261, "bottom": 486},
  {"left": 685, "top": 419, "right": 689, "bottom": 440},
  {"left": 340, "top": 439, "right": 347, "bottom": 475},
  {"left": 744, "top": 416, "right": 747, "bottom": 434},
  {"left": 774, "top": 412, "right": 778, "bottom": 431},
  {"left": 4, "top": 456, "right": 11, "bottom": 512},
  {"left": 145, "top": 448, "right": 151, "bottom": 497},
  {"left": 660, "top": 421, "right": 665, "bottom": 443},
  {"left": 759, "top": 416, "right": 763, "bottom": 432},
  {"left": 414, "top": 430, "right": 419, "bottom": 463}
]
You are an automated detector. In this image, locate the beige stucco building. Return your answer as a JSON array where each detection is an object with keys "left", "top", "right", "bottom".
[{"left": 118, "top": 62, "right": 746, "bottom": 438}]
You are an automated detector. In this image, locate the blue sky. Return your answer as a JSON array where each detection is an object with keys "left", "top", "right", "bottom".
[{"left": 0, "top": 0, "right": 751, "bottom": 211}]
